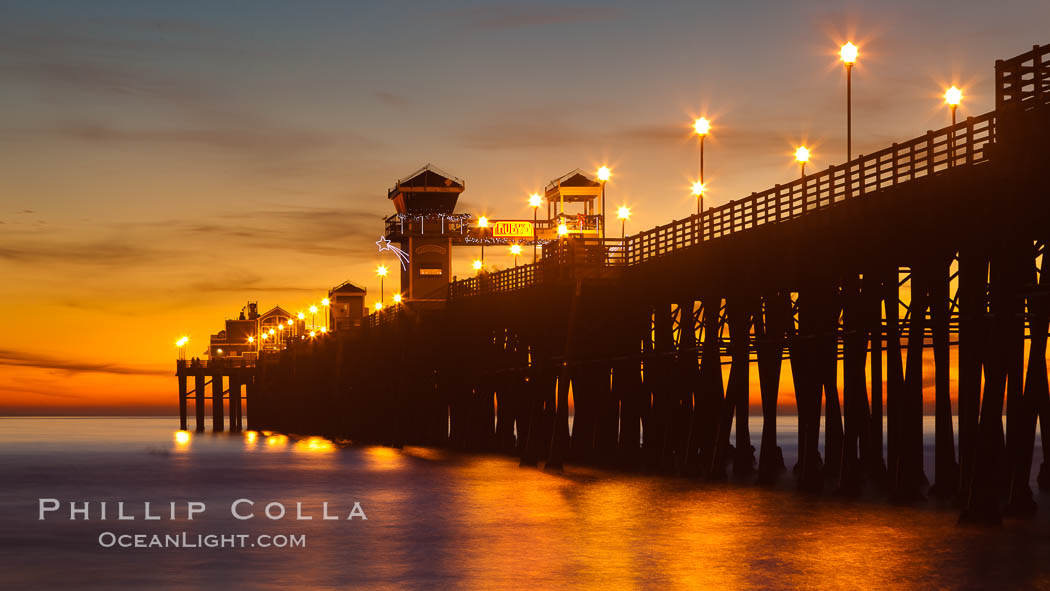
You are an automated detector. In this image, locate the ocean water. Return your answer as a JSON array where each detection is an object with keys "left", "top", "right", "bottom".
[{"left": 0, "top": 417, "right": 1048, "bottom": 590}]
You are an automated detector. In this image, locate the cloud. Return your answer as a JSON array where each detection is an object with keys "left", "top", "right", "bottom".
[
  {"left": 187, "top": 270, "right": 326, "bottom": 295},
  {"left": 0, "top": 349, "right": 170, "bottom": 377},
  {"left": 374, "top": 91, "right": 410, "bottom": 108},
  {"left": 43, "top": 120, "right": 339, "bottom": 156},
  {"left": 0, "top": 237, "right": 171, "bottom": 267},
  {"left": 441, "top": 3, "right": 618, "bottom": 30}
]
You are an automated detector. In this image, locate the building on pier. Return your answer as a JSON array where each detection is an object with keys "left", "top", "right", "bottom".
[
  {"left": 328, "top": 281, "right": 367, "bottom": 331},
  {"left": 382, "top": 164, "right": 606, "bottom": 302},
  {"left": 207, "top": 302, "right": 301, "bottom": 359}
]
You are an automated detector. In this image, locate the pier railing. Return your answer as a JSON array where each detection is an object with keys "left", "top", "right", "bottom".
[
  {"left": 996, "top": 43, "right": 1050, "bottom": 113},
  {"left": 444, "top": 109, "right": 996, "bottom": 301}
]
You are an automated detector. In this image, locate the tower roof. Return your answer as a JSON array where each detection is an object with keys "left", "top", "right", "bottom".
[
  {"left": 544, "top": 168, "right": 601, "bottom": 201},
  {"left": 329, "top": 280, "right": 366, "bottom": 295},
  {"left": 387, "top": 164, "right": 465, "bottom": 215}
]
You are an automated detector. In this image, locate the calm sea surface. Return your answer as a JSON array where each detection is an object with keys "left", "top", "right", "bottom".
[{"left": 0, "top": 417, "right": 1048, "bottom": 590}]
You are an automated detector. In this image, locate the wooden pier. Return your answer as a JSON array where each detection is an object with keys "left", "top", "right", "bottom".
[
  {"left": 183, "top": 44, "right": 1050, "bottom": 524},
  {"left": 175, "top": 358, "right": 254, "bottom": 432}
]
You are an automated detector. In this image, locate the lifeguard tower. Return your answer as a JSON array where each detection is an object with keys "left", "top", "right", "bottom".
[
  {"left": 384, "top": 164, "right": 468, "bottom": 301},
  {"left": 542, "top": 169, "right": 604, "bottom": 239}
]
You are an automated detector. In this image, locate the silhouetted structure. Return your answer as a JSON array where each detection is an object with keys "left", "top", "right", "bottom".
[{"left": 185, "top": 44, "right": 1050, "bottom": 524}]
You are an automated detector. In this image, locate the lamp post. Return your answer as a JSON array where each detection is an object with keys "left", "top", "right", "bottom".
[
  {"left": 694, "top": 116, "right": 710, "bottom": 193},
  {"left": 945, "top": 86, "right": 962, "bottom": 167},
  {"left": 617, "top": 206, "right": 631, "bottom": 240},
  {"left": 597, "top": 166, "right": 610, "bottom": 239},
  {"left": 393, "top": 293, "right": 402, "bottom": 305},
  {"left": 477, "top": 216, "right": 489, "bottom": 265},
  {"left": 309, "top": 305, "right": 318, "bottom": 331},
  {"left": 795, "top": 146, "right": 811, "bottom": 178},
  {"left": 529, "top": 193, "right": 542, "bottom": 264},
  {"left": 297, "top": 312, "right": 305, "bottom": 338},
  {"left": 840, "top": 43, "right": 857, "bottom": 161},
  {"left": 376, "top": 265, "right": 388, "bottom": 304},
  {"left": 321, "top": 297, "right": 330, "bottom": 331},
  {"left": 176, "top": 336, "right": 188, "bottom": 361},
  {"left": 510, "top": 244, "right": 522, "bottom": 267},
  {"left": 472, "top": 259, "right": 483, "bottom": 274},
  {"left": 691, "top": 180, "right": 705, "bottom": 217}
]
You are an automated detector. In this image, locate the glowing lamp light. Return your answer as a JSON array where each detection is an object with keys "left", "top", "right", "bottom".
[
  {"left": 691, "top": 181, "right": 705, "bottom": 196},
  {"left": 261, "top": 333, "right": 268, "bottom": 340},
  {"left": 309, "top": 331, "right": 316, "bottom": 338},
  {"left": 269, "top": 328, "right": 275, "bottom": 335},
  {"left": 617, "top": 206, "right": 631, "bottom": 220},
  {"left": 477, "top": 216, "right": 489, "bottom": 228},
  {"left": 374, "top": 302, "right": 383, "bottom": 311},
  {"left": 945, "top": 86, "right": 963, "bottom": 107},
  {"left": 510, "top": 244, "right": 522, "bottom": 255},
  {"left": 287, "top": 319, "right": 294, "bottom": 326},
  {"left": 320, "top": 326, "right": 327, "bottom": 333},
  {"left": 393, "top": 293, "right": 402, "bottom": 303},
  {"left": 309, "top": 305, "right": 318, "bottom": 314},
  {"left": 297, "top": 312, "right": 305, "bottom": 320},
  {"left": 322, "top": 298, "right": 330, "bottom": 306},
  {"left": 597, "top": 166, "right": 611, "bottom": 182},
  {"left": 175, "top": 336, "right": 189, "bottom": 347},
  {"left": 795, "top": 146, "right": 811, "bottom": 163},
  {"left": 376, "top": 265, "right": 388, "bottom": 277},
  {"left": 472, "top": 259, "right": 483, "bottom": 270},
  {"left": 278, "top": 324, "right": 283, "bottom": 331},
  {"left": 694, "top": 117, "right": 710, "bottom": 136},
  {"left": 557, "top": 222, "right": 569, "bottom": 236},
  {"left": 840, "top": 42, "right": 858, "bottom": 65},
  {"left": 248, "top": 336, "right": 254, "bottom": 343},
  {"left": 216, "top": 349, "right": 223, "bottom": 354},
  {"left": 528, "top": 193, "right": 543, "bottom": 208}
]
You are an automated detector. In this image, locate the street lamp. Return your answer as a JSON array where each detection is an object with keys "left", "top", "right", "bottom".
[
  {"left": 477, "top": 216, "right": 489, "bottom": 265},
  {"left": 617, "top": 205, "right": 631, "bottom": 239},
  {"left": 691, "top": 180, "right": 706, "bottom": 216},
  {"left": 557, "top": 222, "right": 568, "bottom": 236},
  {"left": 945, "top": 86, "right": 962, "bottom": 167},
  {"left": 376, "top": 265, "right": 388, "bottom": 303},
  {"left": 528, "top": 193, "right": 543, "bottom": 264},
  {"left": 472, "top": 258, "right": 483, "bottom": 272},
  {"left": 309, "top": 305, "right": 318, "bottom": 330},
  {"left": 840, "top": 42, "right": 858, "bottom": 161},
  {"left": 694, "top": 117, "right": 710, "bottom": 205},
  {"left": 374, "top": 302, "right": 383, "bottom": 312},
  {"left": 176, "top": 336, "right": 188, "bottom": 361},
  {"left": 597, "top": 166, "right": 611, "bottom": 239},
  {"left": 795, "top": 146, "right": 811, "bottom": 177},
  {"left": 321, "top": 297, "right": 330, "bottom": 331},
  {"left": 393, "top": 293, "right": 402, "bottom": 304},
  {"left": 510, "top": 244, "right": 522, "bottom": 267}
]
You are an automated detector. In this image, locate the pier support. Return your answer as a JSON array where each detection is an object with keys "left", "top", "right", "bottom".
[
  {"left": 193, "top": 360, "right": 206, "bottom": 433},
  {"left": 177, "top": 365, "right": 188, "bottom": 431},
  {"left": 211, "top": 362, "right": 225, "bottom": 432}
]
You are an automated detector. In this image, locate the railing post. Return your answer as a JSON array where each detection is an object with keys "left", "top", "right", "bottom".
[
  {"left": 926, "top": 130, "right": 935, "bottom": 174},
  {"left": 891, "top": 143, "right": 899, "bottom": 186},
  {"left": 967, "top": 117, "right": 975, "bottom": 165}
]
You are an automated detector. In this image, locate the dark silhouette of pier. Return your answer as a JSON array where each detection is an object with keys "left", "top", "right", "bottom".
[{"left": 184, "top": 44, "right": 1050, "bottom": 524}]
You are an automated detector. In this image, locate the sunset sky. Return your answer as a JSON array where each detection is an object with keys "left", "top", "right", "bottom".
[{"left": 2, "top": 0, "right": 1048, "bottom": 414}]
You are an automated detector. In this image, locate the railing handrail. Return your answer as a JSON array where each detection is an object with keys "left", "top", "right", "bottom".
[{"left": 441, "top": 109, "right": 998, "bottom": 302}]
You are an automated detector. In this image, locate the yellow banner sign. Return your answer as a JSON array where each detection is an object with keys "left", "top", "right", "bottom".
[{"left": 491, "top": 221, "right": 534, "bottom": 238}]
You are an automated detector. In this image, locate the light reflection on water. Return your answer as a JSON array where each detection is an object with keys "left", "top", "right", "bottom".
[{"left": 0, "top": 417, "right": 1047, "bottom": 590}]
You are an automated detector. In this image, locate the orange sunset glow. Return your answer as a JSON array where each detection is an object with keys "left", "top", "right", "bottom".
[{"left": 1, "top": 3, "right": 1048, "bottom": 416}]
